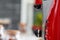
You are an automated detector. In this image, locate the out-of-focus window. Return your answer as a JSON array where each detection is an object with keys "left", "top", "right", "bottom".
[{"left": 0, "top": 0, "right": 20, "bottom": 30}]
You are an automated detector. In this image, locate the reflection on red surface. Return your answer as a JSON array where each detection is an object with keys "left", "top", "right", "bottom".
[
  {"left": 45, "top": 0, "right": 56, "bottom": 40},
  {"left": 54, "top": 0, "right": 60, "bottom": 40},
  {"left": 45, "top": 0, "right": 60, "bottom": 40}
]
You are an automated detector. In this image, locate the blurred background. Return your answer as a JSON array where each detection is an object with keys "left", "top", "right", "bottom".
[
  {"left": 0, "top": 0, "right": 53, "bottom": 40},
  {"left": 0, "top": 0, "right": 53, "bottom": 29},
  {"left": 0, "top": 0, "right": 20, "bottom": 30}
]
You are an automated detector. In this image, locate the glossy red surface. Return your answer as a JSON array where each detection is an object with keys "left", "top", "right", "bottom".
[
  {"left": 54, "top": 0, "right": 60, "bottom": 40},
  {"left": 45, "top": 0, "right": 60, "bottom": 40},
  {"left": 45, "top": 0, "right": 56, "bottom": 40}
]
